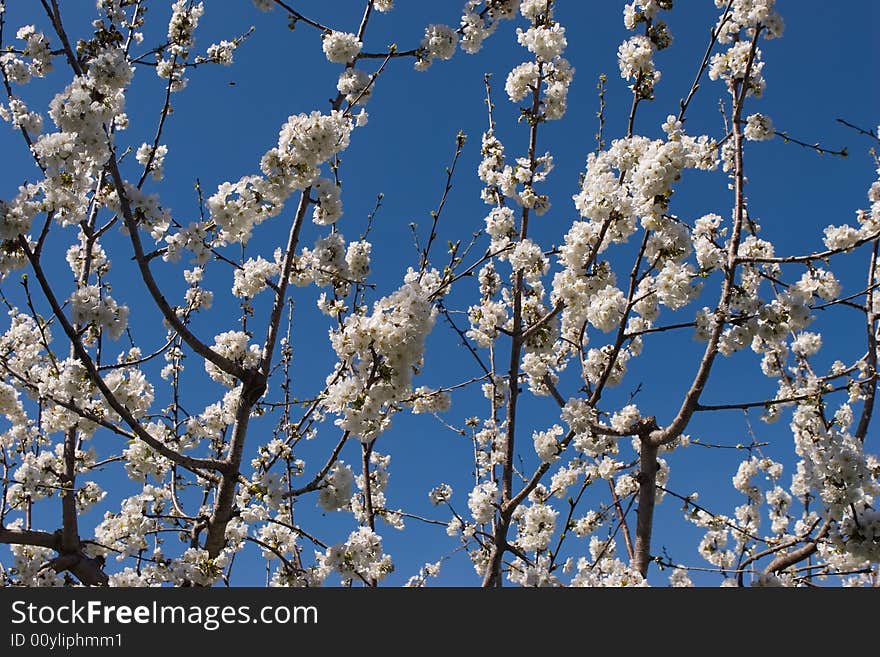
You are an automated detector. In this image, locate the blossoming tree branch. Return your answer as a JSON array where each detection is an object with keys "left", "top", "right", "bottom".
[{"left": 0, "top": 0, "right": 877, "bottom": 587}]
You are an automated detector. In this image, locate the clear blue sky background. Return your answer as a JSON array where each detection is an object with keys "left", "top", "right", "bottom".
[{"left": 1, "top": 1, "right": 878, "bottom": 586}]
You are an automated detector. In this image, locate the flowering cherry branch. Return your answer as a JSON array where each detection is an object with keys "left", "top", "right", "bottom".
[{"left": 0, "top": 0, "right": 876, "bottom": 588}]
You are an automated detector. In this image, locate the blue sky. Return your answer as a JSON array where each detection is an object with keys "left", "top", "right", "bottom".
[{"left": 1, "top": 1, "right": 878, "bottom": 586}]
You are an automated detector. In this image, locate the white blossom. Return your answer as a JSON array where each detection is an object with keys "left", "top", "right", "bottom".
[{"left": 322, "top": 31, "right": 362, "bottom": 64}]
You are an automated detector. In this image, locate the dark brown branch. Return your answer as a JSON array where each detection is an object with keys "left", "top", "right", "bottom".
[
  {"left": 677, "top": 1, "right": 733, "bottom": 121},
  {"left": 0, "top": 526, "right": 58, "bottom": 549},
  {"left": 763, "top": 520, "right": 831, "bottom": 575},
  {"left": 284, "top": 431, "right": 350, "bottom": 498},
  {"left": 736, "top": 229, "right": 880, "bottom": 264},
  {"left": 855, "top": 239, "right": 878, "bottom": 443}
]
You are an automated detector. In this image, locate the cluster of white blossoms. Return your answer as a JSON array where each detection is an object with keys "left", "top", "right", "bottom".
[
  {"left": 27, "top": 45, "right": 132, "bottom": 230},
  {"left": 571, "top": 510, "right": 602, "bottom": 538},
  {"left": 765, "top": 484, "right": 792, "bottom": 536},
  {"left": 692, "top": 213, "right": 726, "bottom": 271},
  {"left": 66, "top": 234, "right": 107, "bottom": 280},
  {"left": 0, "top": 313, "right": 49, "bottom": 424},
  {"left": 207, "top": 110, "right": 353, "bottom": 245},
  {"left": 271, "top": 108, "right": 352, "bottom": 174},
  {"left": 167, "top": 0, "right": 203, "bottom": 49},
  {"left": 822, "top": 167, "right": 880, "bottom": 252},
  {"left": 459, "top": 0, "right": 520, "bottom": 55},
  {"left": 569, "top": 538, "right": 647, "bottom": 587},
  {"left": 204, "top": 331, "right": 261, "bottom": 387},
  {"left": 123, "top": 429, "right": 171, "bottom": 483},
  {"left": 410, "top": 386, "right": 452, "bottom": 414},
  {"left": 318, "top": 527, "right": 393, "bottom": 583},
  {"left": 415, "top": 24, "right": 459, "bottom": 71},
  {"left": 681, "top": 507, "right": 736, "bottom": 571},
  {"left": 403, "top": 560, "right": 443, "bottom": 587},
  {"left": 548, "top": 117, "right": 716, "bottom": 364},
  {"left": 100, "top": 182, "right": 171, "bottom": 242},
  {"left": 708, "top": 0, "right": 783, "bottom": 105},
  {"left": 617, "top": 36, "right": 656, "bottom": 88},
  {"left": 288, "top": 232, "right": 371, "bottom": 299},
  {"left": 790, "top": 331, "right": 821, "bottom": 358},
  {"left": 611, "top": 404, "right": 641, "bottom": 433},
  {"left": 517, "top": 0, "right": 547, "bottom": 20},
  {"left": 232, "top": 257, "right": 279, "bottom": 298},
  {"left": 709, "top": 41, "right": 766, "bottom": 98},
  {"left": 428, "top": 483, "right": 453, "bottom": 506},
  {"left": 730, "top": 456, "right": 784, "bottom": 542},
  {"left": 617, "top": 1, "right": 673, "bottom": 99},
  {"left": 574, "top": 118, "right": 717, "bottom": 229},
  {"left": 516, "top": 22, "right": 566, "bottom": 62},
  {"left": 251, "top": 521, "right": 297, "bottom": 564},
  {"left": 6, "top": 447, "right": 61, "bottom": 508},
  {"left": 31, "top": 132, "right": 76, "bottom": 178},
  {"left": 585, "top": 284, "right": 627, "bottom": 333},
  {"left": 205, "top": 40, "right": 238, "bottom": 65},
  {"left": 240, "top": 468, "right": 288, "bottom": 514},
  {"left": 623, "top": 1, "right": 672, "bottom": 29},
  {"left": 312, "top": 177, "right": 344, "bottom": 225},
  {"left": 158, "top": 1, "right": 234, "bottom": 90},
  {"left": 12, "top": 454, "right": 103, "bottom": 515},
  {"left": 69, "top": 285, "right": 129, "bottom": 341},
  {"left": 102, "top": 365, "right": 155, "bottom": 424},
  {"left": 533, "top": 424, "right": 564, "bottom": 463},
  {"left": 322, "top": 270, "right": 439, "bottom": 441},
  {"left": 513, "top": 502, "right": 558, "bottom": 552},
  {"left": 468, "top": 480, "right": 498, "bottom": 524},
  {"left": 823, "top": 224, "right": 862, "bottom": 252},
  {"left": 466, "top": 274, "right": 508, "bottom": 348},
  {"left": 476, "top": 131, "right": 508, "bottom": 206},
  {"left": 790, "top": 401, "right": 877, "bottom": 520},
  {"left": 832, "top": 508, "right": 880, "bottom": 564},
  {"left": 0, "top": 382, "right": 28, "bottom": 441},
  {"left": 344, "top": 240, "right": 372, "bottom": 282},
  {"left": 477, "top": 141, "right": 554, "bottom": 214},
  {"left": 1, "top": 25, "right": 53, "bottom": 86},
  {"left": 561, "top": 398, "right": 614, "bottom": 457},
  {"left": 0, "top": 97, "right": 43, "bottom": 135},
  {"left": 350, "top": 451, "right": 404, "bottom": 529},
  {"left": 5, "top": 537, "right": 65, "bottom": 587},
  {"left": 167, "top": 548, "right": 231, "bottom": 587},
  {"left": 505, "top": 59, "right": 574, "bottom": 123},
  {"left": 697, "top": 245, "right": 844, "bottom": 360},
  {"left": 317, "top": 461, "right": 355, "bottom": 512},
  {"left": 135, "top": 143, "right": 169, "bottom": 181},
  {"left": 744, "top": 113, "right": 774, "bottom": 141},
  {"left": 470, "top": 418, "right": 507, "bottom": 471},
  {"left": 714, "top": 0, "right": 784, "bottom": 43},
  {"left": 503, "top": 2, "right": 573, "bottom": 121},
  {"left": 156, "top": 1, "right": 203, "bottom": 91},
  {"left": 336, "top": 68, "right": 373, "bottom": 106},
  {"left": 93, "top": 486, "right": 172, "bottom": 560},
  {"left": 164, "top": 223, "right": 211, "bottom": 265},
  {"left": 322, "top": 31, "right": 362, "bottom": 64},
  {"left": 508, "top": 238, "right": 549, "bottom": 282},
  {"left": 184, "top": 387, "right": 237, "bottom": 443}
]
